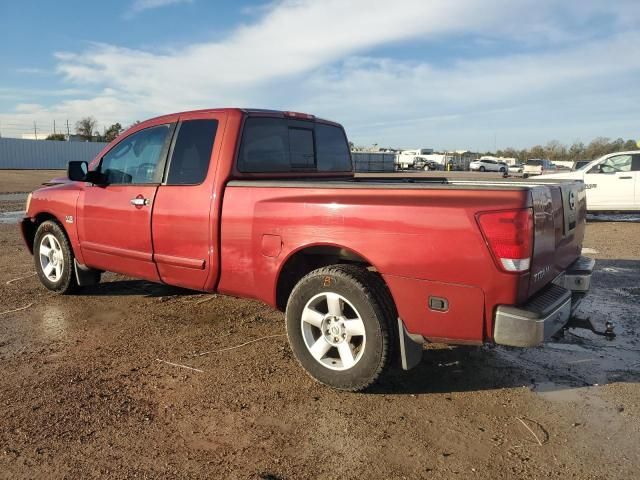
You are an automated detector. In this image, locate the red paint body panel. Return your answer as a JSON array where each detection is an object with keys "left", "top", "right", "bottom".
[
  {"left": 78, "top": 184, "right": 160, "bottom": 281},
  {"left": 24, "top": 183, "right": 85, "bottom": 263},
  {"left": 22, "top": 107, "right": 587, "bottom": 346},
  {"left": 151, "top": 110, "right": 229, "bottom": 290},
  {"left": 383, "top": 275, "right": 485, "bottom": 343},
  {"left": 217, "top": 184, "right": 532, "bottom": 343}
]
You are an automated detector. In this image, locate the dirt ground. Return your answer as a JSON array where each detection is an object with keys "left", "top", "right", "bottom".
[
  {"left": 0, "top": 170, "right": 64, "bottom": 194},
  {"left": 1, "top": 172, "right": 639, "bottom": 479}
]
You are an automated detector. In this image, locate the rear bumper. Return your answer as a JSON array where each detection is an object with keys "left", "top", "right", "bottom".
[{"left": 493, "top": 256, "right": 594, "bottom": 347}]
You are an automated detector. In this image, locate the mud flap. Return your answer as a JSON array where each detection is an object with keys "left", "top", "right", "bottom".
[
  {"left": 74, "top": 260, "right": 101, "bottom": 287},
  {"left": 397, "top": 318, "right": 423, "bottom": 370}
]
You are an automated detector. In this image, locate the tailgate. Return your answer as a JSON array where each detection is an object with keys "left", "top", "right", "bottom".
[{"left": 528, "top": 180, "right": 586, "bottom": 297}]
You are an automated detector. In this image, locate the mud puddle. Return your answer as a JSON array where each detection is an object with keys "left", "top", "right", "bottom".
[
  {"left": 0, "top": 193, "right": 28, "bottom": 202},
  {"left": 587, "top": 213, "right": 640, "bottom": 223},
  {"left": 0, "top": 210, "right": 23, "bottom": 224}
]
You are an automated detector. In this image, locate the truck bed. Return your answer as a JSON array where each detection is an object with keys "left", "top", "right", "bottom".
[{"left": 221, "top": 176, "right": 586, "bottom": 344}]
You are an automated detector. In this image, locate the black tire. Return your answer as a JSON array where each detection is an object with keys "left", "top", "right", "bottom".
[
  {"left": 479, "top": 166, "right": 486, "bottom": 172},
  {"left": 33, "top": 220, "right": 79, "bottom": 294},
  {"left": 499, "top": 167, "right": 506, "bottom": 173},
  {"left": 285, "top": 264, "right": 395, "bottom": 391}
]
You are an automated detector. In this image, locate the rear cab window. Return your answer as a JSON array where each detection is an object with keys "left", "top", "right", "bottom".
[{"left": 237, "top": 117, "right": 351, "bottom": 173}]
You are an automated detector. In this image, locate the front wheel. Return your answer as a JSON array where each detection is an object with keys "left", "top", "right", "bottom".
[
  {"left": 499, "top": 167, "right": 506, "bottom": 173},
  {"left": 479, "top": 166, "right": 486, "bottom": 172},
  {"left": 34, "top": 220, "right": 78, "bottom": 294},
  {"left": 285, "top": 265, "right": 394, "bottom": 391}
]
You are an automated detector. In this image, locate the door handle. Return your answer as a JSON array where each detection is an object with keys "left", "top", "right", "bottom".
[
  {"left": 130, "top": 197, "right": 150, "bottom": 207},
  {"left": 619, "top": 176, "right": 633, "bottom": 180}
]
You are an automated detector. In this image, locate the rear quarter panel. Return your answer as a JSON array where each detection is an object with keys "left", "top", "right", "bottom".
[{"left": 218, "top": 184, "right": 533, "bottom": 343}]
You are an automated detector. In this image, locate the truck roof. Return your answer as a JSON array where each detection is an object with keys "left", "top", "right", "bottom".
[{"left": 139, "top": 107, "right": 342, "bottom": 127}]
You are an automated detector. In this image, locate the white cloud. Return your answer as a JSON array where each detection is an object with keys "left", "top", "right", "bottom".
[
  {"left": 125, "top": 0, "right": 192, "bottom": 19},
  {"left": 2, "top": 0, "right": 640, "bottom": 148}
]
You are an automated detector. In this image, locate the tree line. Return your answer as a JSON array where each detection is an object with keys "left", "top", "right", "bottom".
[
  {"left": 47, "top": 118, "right": 637, "bottom": 163},
  {"left": 488, "top": 137, "right": 638, "bottom": 163},
  {"left": 46, "top": 116, "right": 139, "bottom": 143}
]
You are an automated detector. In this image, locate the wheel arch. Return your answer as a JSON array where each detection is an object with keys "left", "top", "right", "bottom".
[
  {"left": 23, "top": 212, "right": 75, "bottom": 257},
  {"left": 274, "top": 242, "right": 392, "bottom": 312}
]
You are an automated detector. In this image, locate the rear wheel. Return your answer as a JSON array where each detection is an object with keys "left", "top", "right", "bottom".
[
  {"left": 285, "top": 265, "right": 394, "bottom": 391},
  {"left": 499, "top": 167, "right": 506, "bottom": 173},
  {"left": 34, "top": 220, "right": 78, "bottom": 294}
]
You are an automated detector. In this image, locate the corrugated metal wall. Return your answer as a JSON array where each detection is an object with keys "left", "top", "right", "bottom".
[
  {"left": 352, "top": 152, "right": 396, "bottom": 172},
  {"left": 0, "top": 138, "right": 108, "bottom": 169}
]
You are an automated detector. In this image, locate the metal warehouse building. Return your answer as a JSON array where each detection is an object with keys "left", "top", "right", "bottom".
[{"left": 0, "top": 138, "right": 107, "bottom": 169}]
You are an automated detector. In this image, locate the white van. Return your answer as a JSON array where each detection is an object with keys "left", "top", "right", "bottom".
[{"left": 544, "top": 151, "right": 640, "bottom": 212}]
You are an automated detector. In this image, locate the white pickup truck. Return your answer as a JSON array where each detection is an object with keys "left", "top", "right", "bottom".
[
  {"left": 544, "top": 151, "right": 640, "bottom": 212},
  {"left": 523, "top": 159, "right": 556, "bottom": 177}
]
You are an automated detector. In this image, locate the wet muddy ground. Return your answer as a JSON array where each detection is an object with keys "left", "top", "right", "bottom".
[{"left": 0, "top": 173, "right": 639, "bottom": 479}]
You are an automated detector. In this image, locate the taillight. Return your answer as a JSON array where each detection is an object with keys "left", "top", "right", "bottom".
[{"left": 477, "top": 208, "right": 533, "bottom": 272}]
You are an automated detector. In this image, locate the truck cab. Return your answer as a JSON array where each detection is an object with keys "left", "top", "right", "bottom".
[{"left": 545, "top": 151, "right": 640, "bottom": 212}]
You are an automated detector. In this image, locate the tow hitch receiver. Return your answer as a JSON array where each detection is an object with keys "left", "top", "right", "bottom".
[{"left": 560, "top": 316, "right": 616, "bottom": 340}]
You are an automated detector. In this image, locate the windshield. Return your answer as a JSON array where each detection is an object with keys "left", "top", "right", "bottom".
[{"left": 526, "top": 160, "right": 543, "bottom": 166}]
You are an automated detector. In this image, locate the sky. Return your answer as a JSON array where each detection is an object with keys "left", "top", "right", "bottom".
[{"left": 0, "top": 0, "right": 638, "bottom": 151}]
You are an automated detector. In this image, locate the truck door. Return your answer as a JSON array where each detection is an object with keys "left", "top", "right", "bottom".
[
  {"left": 583, "top": 153, "right": 635, "bottom": 210},
  {"left": 77, "top": 123, "right": 174, "bottom": 280},
  {"left": 151, "top": 112, "right": 225, "bottom": 290},
  {"left": 633, "top": 154, "right": 640, "bottom": 209}
]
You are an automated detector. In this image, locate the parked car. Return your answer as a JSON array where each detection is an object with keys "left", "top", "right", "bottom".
[
  {"left": 508, "top": 163, "right": 524, "bottom": 174},
  {"left": 21, "top": 108, "right": 594, "bottom": 391},
  {"left": 469, "top": 158, "right": 507, "bottom": 173},
  {"left": 523, "top": 159, "right": 556, "bottom": 177},
  {"left": 545, "top": 151, "right": 640, "bottom": 212},
  {"left": 422, "top": 160, "right": 440, "bottom": 171}
]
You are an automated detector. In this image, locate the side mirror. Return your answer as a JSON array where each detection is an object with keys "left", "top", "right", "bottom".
[{"left": 67, "top": 161, "right": 88, "bottom": 181}]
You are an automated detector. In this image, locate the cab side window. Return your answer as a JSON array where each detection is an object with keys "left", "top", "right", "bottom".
[
  {"left": 166, "top": 119, "right": 219, "bottom": 185},
  {"left": 101, "top": 125, "right": 172, "bottom": 184},
  {"left": 600, "top": 154, "right": 632, "bottom": 173}
]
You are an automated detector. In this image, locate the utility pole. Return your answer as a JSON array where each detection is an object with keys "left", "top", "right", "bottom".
[
  {"left": 53, "top": 119, "right": 56, "bottom": 135},
  {"left": 66, "top": 120, "right": 70, "bottom": 140},
  {"left": 34, "top": 121, "right": 38, "bottom": 140}
]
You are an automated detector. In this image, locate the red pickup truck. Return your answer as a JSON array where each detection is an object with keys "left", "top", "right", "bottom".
[{"left": 21, "top": 108, "right": 594, "bottom": 391}]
